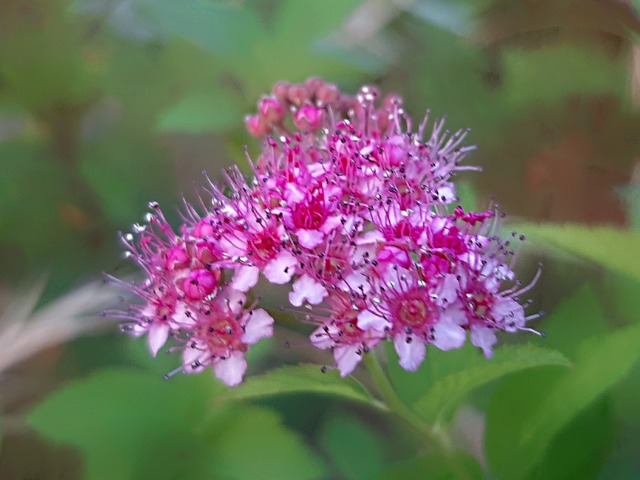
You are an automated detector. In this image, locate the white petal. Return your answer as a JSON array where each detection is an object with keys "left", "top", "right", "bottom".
[
  {"left": 241, "top": 309, "right": 274, "bottom": 344},
  {"left": 231, "top": 265, "right": 260, "bottom": 292},
  {"left": 263, "top": 250, "right": 297, "bottom": 284},
  {"left": 310, "top": 324, "right": 337, "bottom": 350},
  {"left": 218, "top": 286, "right": 247, "bottom": 315},
  {"left": 214, "top": 350, "right": 247, "bottom": 386},
  {"left": 394, "top": 331, "right": 426, "bottom": 371},
  {"left": 470, "top": 324, "right": 497, "bottom": 358},
  {"left": 491, "top": 297, "right": 525, "bottom": 331},
  {"left": 357, "top": 309, "right": 389, "bottom": 332},
  {"left": 182, "top": 343, "right": 206, "bottom": 373},
  {"left": 148, "top": 322, "right": 170, "bottom": 357},
  {"left": 289, "top": 275, "right": 328, "bottom": 307},
  {"left": 334, "top": 345, "right": 363, "bottom": 377},
  {"left": 432, "top": 320, "right": 466, "bottom": 351},
  {"left": 438, "top": 274, "right": 459, "bottom": 306},
  {"left": 297, "top": 228, "right": 324, "bottom": 249}
]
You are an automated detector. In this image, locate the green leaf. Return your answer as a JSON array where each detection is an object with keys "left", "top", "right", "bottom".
[
  {"left": 413, "top": 345, "right": 570, "bottom": 423},
  {"left": 273, "top": 0, "right": 361, "bottom": 42},
  {"left": 28, "top": 368, "right": 219, "bottom": 480},
  {"left": 618, "top": 184, "right": 640, "bottom": 233},
  {"left": 485, "top": 323, "right": 640, "bottom": 480},
  {"left": 157, "top": 91, "right": 242, "bottom": 133},
  {"left": 527, "top": 397, "right": 616, "bottom": 480},
  {"left": 319, "top": 411, "right": 386, "bottom": 480},
  {"left": 28, "top": 368, "right": 327, "bottom": 480},
  {"left": 214, "top": 364, "right": 379, "bottom": 408},
  {"left": 535, "top": 283, "right": 608, "bottom": 360},
  {"left": 209, "top": 406, "right": 327, "bottom": 480},
  {"left": 501, "top": 45, "right": 626, "bottom": 111},
  {"left": 518, "top": 223, "right": 640, "bottom": 282},
  {"left": 372, "top": 452, "right": 483, "bottom": 480},
  {"left": 411, "top": 0, "right": 474, "bottom": 36},
  {"left": 143, "top": 0, "right": 265, "bottom": 56}
]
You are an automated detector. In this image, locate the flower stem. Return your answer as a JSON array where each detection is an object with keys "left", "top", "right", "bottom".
[{"left": 363, "top": 353, "right": 474, "bottom": 480}]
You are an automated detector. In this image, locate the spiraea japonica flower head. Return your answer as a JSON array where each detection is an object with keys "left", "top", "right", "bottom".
[{"left": 109, "top": 77, "right": 541, "bottom": 385}]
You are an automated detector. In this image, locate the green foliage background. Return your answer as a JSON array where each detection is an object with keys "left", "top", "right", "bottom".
[{"left": 1, "top": 0, "right": 640, "bottom": 479}]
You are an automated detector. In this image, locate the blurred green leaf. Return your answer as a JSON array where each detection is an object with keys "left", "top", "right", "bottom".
[
  {"left": 372, "top": 451, "right": 483, "bottom": 480},
  {"left": 385, "top": 340, "right": 479, "bottom": 406},
  {"left": 214, "top": 364, "right": 379, "bottom": 408},
  {"left": 28, "top": 368, "right": 327, "bottom": 480},
  {"left": 517, "top": 224, "right": 640, "bottom": 282},
  {"left": 501, "top": 45, "right": 626, "bottom": 111},
  {"left": 413, "top": 345, "right": 570, "bottom": 423},
  {"left": 528, "top": 397, "right": 616, "bottom": 480},
  {"left": 143, "top": 0, "right": 265, "bottom": 56},
  {"left": 618, "top": 184, "right": 640, "bottom": 233},
  {"left": 485, "top": 323, "right": 640, "bottom": 480},
  {"left": 208, "top": 406, "right": 327, "bottom": 480},
  {"left": 157, "top": 91, "right": 242, "bottom": 133},
  {"left": 535, "top": 283, "right": 608, "bottom": 360},
  {"left": 411, "top": 0, "right": 474, "bottom": 36},
  {"left": 319, "top": 410, "right": 386, "bottom": 480},
  {"left": 273, "top": 0, "right": 361, "bottom": 42},
  {"left": 28, "top": 368, "right": 219, "bottom": 480}
]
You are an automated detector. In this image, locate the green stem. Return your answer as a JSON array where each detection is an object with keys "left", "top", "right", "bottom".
[{"left": 363, "top": 353, "right": 474, "bottom": 480}]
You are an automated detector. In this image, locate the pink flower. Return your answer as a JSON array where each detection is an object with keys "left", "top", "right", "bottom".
[
  {"left": 110, "top": 78, "right": 541, "bottom": 384},
  {"left": 180, "top": 286, "right": 274, "bottom": 386},
  {"left": 310, "top": 292, "right": 385, "bottom": 376}
]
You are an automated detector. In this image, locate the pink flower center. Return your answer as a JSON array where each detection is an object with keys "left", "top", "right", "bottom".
[
  {"left": 393, "top": 289, "right": 436, "bottom": 328},
  {"left": 202, "top": 315, "right": 247, "bottom": 355}
]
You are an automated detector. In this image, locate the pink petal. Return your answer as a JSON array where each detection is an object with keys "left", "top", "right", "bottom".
[
  {"left": 334, "top": 345, "right": 363, "bottom": 377},
  {"left": 394, "top": 331, "right": 426, "bottom": 371},
  {"left": 263, "top": 250, "right": 297, "bottom": 284},
  {"left": 241, "top": 308, "right": 274, "bottom": 344},
  {"left": 148, "top": 322, "right": 170, "bottom": 357},
  {"left": 296, "top": 229, "right": 324, "bottom": 249},
  {"left": 231, "top": 265, "right": 260, "bottom": 292},
  {"left": 214, "top": 350, "right": 247, "bottom": 386},
  {"left": 289, "top": 274, "right": 328, "bottom": 307}
]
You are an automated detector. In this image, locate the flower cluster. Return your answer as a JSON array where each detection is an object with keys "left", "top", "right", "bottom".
[{"left": 110, "top": 78, "right": 541, "bottom": 385}]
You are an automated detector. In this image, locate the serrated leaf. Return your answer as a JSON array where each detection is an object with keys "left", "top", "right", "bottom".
[
  {"left": 413, "top": 345, "right": 570, "bottom": 423},
  {"left": 157, "top": 91, "right": 241, "bottom": 133},
  {"left": 214, "top": 364, "right": 379, "bottom": 408},
  {"left": 517, "top": 223, "right": 640, "bottom": 282},
  {"left": 210, "top": 406, "right": 327, "bottom": 480},
  {"left": 485, "top": 323, "right": 640, "bottom": 480},
  {"left": 319, "top": 411, "right": 386, "bottom": 480}
]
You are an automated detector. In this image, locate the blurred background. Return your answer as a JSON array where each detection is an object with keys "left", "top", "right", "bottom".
[{"left": 1, "top": 0, "right": 640, "bottom": 479}]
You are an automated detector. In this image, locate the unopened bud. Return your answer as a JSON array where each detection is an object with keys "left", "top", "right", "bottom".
[
  {"left": 287, "top": 84, "right": 310, "bottom": 107},
  {"left": 294, "top": 105, "right": 325, "bottom": 132},
  {"left": 316, "top": 83, "right": 340, "bottom": 107},
  {"left": 259, "top": 96, "right": 285, "bottom": 123},
  {"left": 244, "top": 114, "right": 270, "bottom": 138}
]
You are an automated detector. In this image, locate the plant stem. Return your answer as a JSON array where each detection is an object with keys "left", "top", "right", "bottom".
[{"left": 363, "top": 353, "right": 474, "bottom": 480}]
